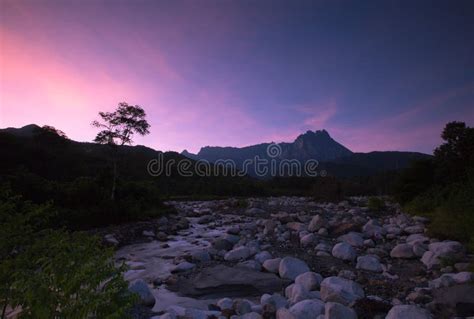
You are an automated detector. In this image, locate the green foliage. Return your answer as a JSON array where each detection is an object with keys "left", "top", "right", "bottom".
[
  {"left": 0, "top": 188, "right": 135, "bottom": 319},
  {"left": 395, "top": 122, "right": 474, "bottom": 250},
  {"left": 367, "top": 197, "right": 385, "bottom": 211},
  {"left": 426, "top": 177, "right": 474, "bottom": 244}
]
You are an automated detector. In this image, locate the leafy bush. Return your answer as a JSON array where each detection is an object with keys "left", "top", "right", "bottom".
[
  {"left": 0, "top": 187, "right": 135, "bottom": 319},
  {"left": 395, "top": 122, "right": 474, "bottom": 251},
  {"left": 426, "top": 177, "right": 474, "bottom": 245}
]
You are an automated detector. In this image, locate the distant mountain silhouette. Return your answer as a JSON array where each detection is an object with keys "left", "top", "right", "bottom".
[
  {"left": 181, "top": 129, "right": 431, "bottom": 177},
  {"left": 0, "top": 125, "right": 431, "bottom": 179},
  {"left": 1, "top": 124, "right": 42, "bottom": 137},
  {"left": 185, "top": 130, "right": 352, "bottom": 163}
]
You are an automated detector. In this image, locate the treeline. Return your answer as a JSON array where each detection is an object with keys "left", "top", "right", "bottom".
[
  {"left": 0, "top": 126, "right": 400, "bottom": 229},
  {"left": 394, "top": 121, "right": 474, "bottom": 249}
]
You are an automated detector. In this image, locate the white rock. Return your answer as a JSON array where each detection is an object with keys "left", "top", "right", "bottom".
[
  {"left": 404, "top": 225, "right": 424, "bottom": 234},
  {"left": 241, "top": 312, "right": 262, "bottom": 319},
  {"left": 217, "top": 297, "right": 233, "bottom": 310},
  {"left": 385, "top": 305, "right": 432, "bottom": 319},
  {"left": 295, "top": 272, "right": 323, "bottom": 291},
  {"left": 263, "top": 258, "right": 282, "bottom": 273},
  {"left": 320, "top": 276, "right": 365, "bottom": 306},
  {"left": 261, "top": 293, "right": 288, "bottom": 310},
  {"left": 234, "top": 299, "right": 253, "bottom": 315},
  {"left": 338, "top": 232, "right": 364, "bottom": 247},
  {"left": 300, "top": 233, "right": 316, "bottom": 246},
  {"left": 356, "top": 255, "right": 383, "bottom": 272},
  {"left": 286, "top": 283, "right": 311, "bottom": 304},
  {"left": 279, "top": 257, "right": 310, "bottom": 280},
  {"left": 255, "top": 251, "right": 272, "bottom": 264},
  {"left": 406, "top": 234, "right": 429, "bottom": 244},
  {"left": 224, "top": 246, "right": 251, "bottom": 261},
  {"left": 362, "top": 220, "right": 386, "bottom": 237},
  {"left": 325, "top": 302, "right": 357, "bottom": 319},
  {"left": 421, "top": 241, "right": 465, "bottom": 269},
  {"left": 332, "top": 242, "right": 357, "bottom": 262},
  {"left": 171, "top": 261, "right": 196, "bottom": 273},
  {"left": 308, "top": 215, "right": 327, "bottom": 232},
  {"left": 129, "top": 280, "right": 155, "bottom": 307},
  {"left": 104, "top": 234, "right": 119, "bottom": 245},
  {"left": 288, "top": 299, "right": 325, "bottom": 319},
  {"left": 390, "top": 244, "right": 416, "bottom": 259},
  {"left": 238, "top": 260, "right": 262, "bottom": 271}
]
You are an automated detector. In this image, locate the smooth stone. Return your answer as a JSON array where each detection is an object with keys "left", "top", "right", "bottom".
[
  {"left": 332, "top": 242, "right": 357, "bottom": 262},
  {"left": 325, "top": 302, "right": 357, "bottom": 319},
  {"left": 224, "top": 246, "right": 251, "bottom": 261},
  {"left": 129, "top": 279, "right": 155, "bottom": 307},
  {"left": 263, "top": 258, "right": 282, "bottom": 273},
  {"left": 338, "top": 232, "right": 364, "bottom": 247},
  {"left": 385, "top": 305, "right": 432, "bottom": 319},
  {"left": 320, "top": 276, "right": 365, "bottom": 306},
  {"left": 289, "top": 299, "right": 325, "bottom": 319},
  {"left": 356, "top": 255, "right": 383, "bottom": 272},
  {"left": 295, "top": 272, "right": 323, "bottom": 291},
  {"left": 279, "top": 257, "right": 310, "bottom": 280},
  {"left": 390, "top": 244, "right": 416, "bottom": 259}
]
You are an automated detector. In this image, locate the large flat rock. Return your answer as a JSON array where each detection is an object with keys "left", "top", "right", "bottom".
[{"left": 171, "top": 264, "right": 290, "bottom": 298}]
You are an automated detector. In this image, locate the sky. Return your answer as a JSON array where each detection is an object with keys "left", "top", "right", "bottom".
[{"left": 1, "top": 0, "right": 473, "bottom": 154}]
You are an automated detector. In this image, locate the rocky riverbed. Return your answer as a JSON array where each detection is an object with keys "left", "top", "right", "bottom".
[{"left": 102, "top": 197, "right": 474, "bottom": 319}]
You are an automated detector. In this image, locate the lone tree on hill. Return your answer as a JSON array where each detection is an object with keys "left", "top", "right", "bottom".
[{"left": 92, "top": 102, "right": 150, "bottom": 200}]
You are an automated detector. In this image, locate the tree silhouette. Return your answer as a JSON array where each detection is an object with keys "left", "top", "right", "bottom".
[{"left": 92, "top": 102, "right": 150, "bottom": 200}]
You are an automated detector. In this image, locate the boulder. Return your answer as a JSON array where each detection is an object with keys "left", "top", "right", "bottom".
[
  {"left": 263, "top": 258, "right": 282, "bottom": 273},
  {"left": 238, "top": 260, "right": 262, "bottom": 271},
  {"left": 171, "top": 261, "right": 195, "bottom": 273},
  {"left": 300, "top": 233, "right": 316, "bottom": 246},
  {"left": 385, "top": 305, "right": 432, "bottom": 319},
  {"left": 233, "top": 299, "right": 253, "bottom": 315},
  {"left": 288, "top": 299, "right": 325, "bottom": 319},
  {"left": 255, "top": 251, "right": 272, "bottom": 264},
  {"left": 175, "top": 265, "right": 289, "bottom": 297},
  {"left": 356, "top": 255, "right": 383, "bottom": 272},
  {"left": 217, "top": 297, "right": 233, "bottom": 310},
  {"left": 261, "top": 293, "right": 288, "bottom": 310},
  {"left": 404, "top": 225, "right": 425, "bottom": 234},
  {"left": 242, "top": 312, "right": 262, "bottom": 319},
  {"left": 286, "top": 283, "right": 312, "bottom": 304},
  {"left": 129, "top": 280, "right": 155, "bottom": 307},
  {"left": 390, "top": 244, "right": 416, "bottom": 259},
  {"left": 224, "top": 246, "right": 251, "bottom": 261},
  {"left": 279, "top": 257, "right": 310, "bottom": 280},
  {"left": 325, "top": 302, "right": 357, "bottom": 319},
  {"left": 332, "top": 242, "right": 357, "bottom": 262},
  {"left": 422, "top": 241, "right": 465, "bottom": 269},
  {"left": 362, "top": 220, "right": 386, "bottom": 237},
  {"left": 320, "top": 276, "right": 365, "bottom": 306},
  {"left": 308, "top": 215, "right": 327, "bottom": 232},
  {"left": 197, "top": 215, "right": 214, "bottom": 224},
  {"left": 338, "top": 232, "right": 364, "bottom": 247},
  {"left": 295, "top": 272, "right": 323, "bottom": 291}
]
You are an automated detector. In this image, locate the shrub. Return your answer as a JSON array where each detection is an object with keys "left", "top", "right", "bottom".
[{"left": 0, "top": 187, "right": 135, "bottom": 318}]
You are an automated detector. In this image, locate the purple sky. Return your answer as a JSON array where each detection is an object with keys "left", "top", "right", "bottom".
[{"left": 1, "top": 0, "right": 473, "bottom": 154}]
